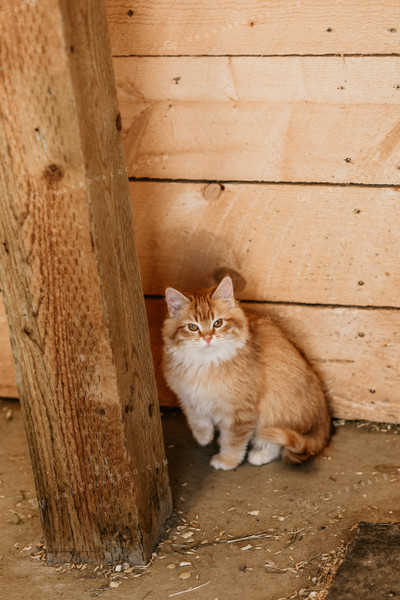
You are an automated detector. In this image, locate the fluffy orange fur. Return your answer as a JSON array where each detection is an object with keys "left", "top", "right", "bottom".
[{"left": 162, "top": 276, "right": 331, "bottom": 470}]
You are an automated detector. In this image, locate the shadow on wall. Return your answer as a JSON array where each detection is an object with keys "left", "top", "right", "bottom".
[{"left": 158, "top": 229, "right": 248, "bottom": 296}]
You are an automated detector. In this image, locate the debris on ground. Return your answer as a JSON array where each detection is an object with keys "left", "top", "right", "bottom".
[{"left": 333, "top": 418, "right": 400, "bottom": 434}]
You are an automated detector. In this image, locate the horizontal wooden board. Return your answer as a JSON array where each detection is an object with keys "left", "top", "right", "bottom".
[
  {"left": 106, "top": 0, "right": 400, "bottom": 56},
  {"left": 114, "top": 58, "right": 400, "bottom": 183},
  {"left": 114, "top": 56, "right": 400, "bottom": 104},
  {"left": 129, "top": 181, "right": 400, "bottom": 307},
  {"left": 145, "top": 299, "right": 400, "bottom": 423},
  {"left": 2, "top": 295, "right": 399, "bottom": 423}
]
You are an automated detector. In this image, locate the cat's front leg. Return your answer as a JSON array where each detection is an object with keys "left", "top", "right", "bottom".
[
  {"left": 211, "top": 419, "right": 255, "bottom": 470},
  {"left": 185, "top": 410, "right": 214, "bottom": 446}
]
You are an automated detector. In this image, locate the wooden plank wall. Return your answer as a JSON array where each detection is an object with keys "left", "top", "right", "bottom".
[{"left": 1, "top": 1, "right": 399, "bottom": 422}]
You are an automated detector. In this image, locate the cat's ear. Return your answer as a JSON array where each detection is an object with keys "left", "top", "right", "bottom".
[
  {"left": 165, "top": 287, "right": 190, "bottom": 317},
  {"left": 212, "top": 276, "right": 235, "bottom": 304}
]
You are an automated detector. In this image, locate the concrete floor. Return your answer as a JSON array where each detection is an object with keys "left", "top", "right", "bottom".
[{"left": 1, "top": 399, "right": 400, "bottom": 600}]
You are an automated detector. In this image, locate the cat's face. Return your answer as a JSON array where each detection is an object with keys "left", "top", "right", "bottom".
[{"left": 163, "top": 277, "right": 249, "bottom": 364}]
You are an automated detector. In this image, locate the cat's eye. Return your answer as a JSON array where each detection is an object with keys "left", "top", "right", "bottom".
[
  {"left": 188, "top": 323, "right": 199, "bottom": 331},
  {"left": 213, "top": 319, "right": 223, "bottom": 328}
]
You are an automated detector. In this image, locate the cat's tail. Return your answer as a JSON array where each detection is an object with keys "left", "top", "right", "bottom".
[{"left": 261, "top": 422, "right": 331, "bottom": 464}]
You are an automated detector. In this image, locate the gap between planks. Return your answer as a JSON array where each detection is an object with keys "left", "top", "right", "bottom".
[
  {"left": 129, "top": 177, "right": 400, "bottom": 189},
  {"left": 113, "top": 53, "right": 400, "bottom": 58},
  {"left": 144, "top": 295, "right": 400, "bottom": 312}
]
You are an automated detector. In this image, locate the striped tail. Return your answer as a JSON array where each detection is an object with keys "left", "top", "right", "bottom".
[{"left": 261, "top": 423, "right": 330, "bottom": 464}]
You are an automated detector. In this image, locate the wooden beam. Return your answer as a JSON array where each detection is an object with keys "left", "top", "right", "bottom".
[
  {"left": 106, "top": 0, "right": 400, "bottom": 56},
  {"left": 0, "top": 0, "right": 171, "bottom": 563}
]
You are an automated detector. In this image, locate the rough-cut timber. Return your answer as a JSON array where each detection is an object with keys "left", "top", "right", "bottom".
[
  {"left": 128, "top": 181, "right": 400, "bottom": 307},
  {"left": 106, "top": 0, "right": 400, "bottom": 56},
  {"left": 113, "top": 57, "right": 400, "bottom": 184},
  {"left": 0, "top": 0, "right": 171, "bottom": 563},
  {"left": 144, "top": 299, "right": 400, "bottom": 423}
]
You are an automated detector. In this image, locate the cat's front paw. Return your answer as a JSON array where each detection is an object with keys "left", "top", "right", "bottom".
[{"left": 210, "top": 453, "right": 240, "bottom": 470}]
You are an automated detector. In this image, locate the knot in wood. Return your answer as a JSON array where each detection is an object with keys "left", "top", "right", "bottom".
[
  {"left": 202, "top": 183, "right": 224, "bottom": 201},
  {"left": 43, "top": 163, "right": 65, "bottom": 185}
]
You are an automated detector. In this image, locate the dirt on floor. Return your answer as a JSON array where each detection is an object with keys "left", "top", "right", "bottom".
[{"left": 1, "top": 398, "right": 400, "bottom": 600}]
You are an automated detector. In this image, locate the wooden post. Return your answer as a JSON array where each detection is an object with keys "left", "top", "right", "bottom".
[{"left": 0, "top": 0, "right": 172, "bottom": 563}]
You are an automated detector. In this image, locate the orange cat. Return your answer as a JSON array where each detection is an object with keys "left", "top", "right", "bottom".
[{"left": 162, "top": 276, "right": 330, "bottom": 470}]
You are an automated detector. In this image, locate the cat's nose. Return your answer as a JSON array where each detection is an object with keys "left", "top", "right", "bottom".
[{"left": 204, "top": 335, "right": 212, "bottom": 345}]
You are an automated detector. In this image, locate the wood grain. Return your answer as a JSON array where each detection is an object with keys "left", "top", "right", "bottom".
[
  {"left": 128, "top": 181, "right": 400, "bottom": 307},
  {"left": 106, "top": 0, "right": 400, "bottom": 56},
  {"left": 0, "top": 0, "right": 171, "bottom": 563},
  {"left": 114, "top": 57, "right": 400, "bottom": 183},
  {"left": 145, "top": 299, "right": 400, "bottom": 424},
  {"left": 114, "top": 56, "right": 400, "bottom": 104}
]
